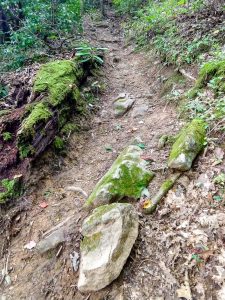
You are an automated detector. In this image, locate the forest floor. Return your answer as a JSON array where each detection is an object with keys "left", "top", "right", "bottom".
[{"left": 1, "top": 9, "right": 225, "bottom": 300}]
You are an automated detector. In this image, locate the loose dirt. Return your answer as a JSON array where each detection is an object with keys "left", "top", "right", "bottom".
[{"left": 1, "top": 9, "right": 225, "bottom": 300}]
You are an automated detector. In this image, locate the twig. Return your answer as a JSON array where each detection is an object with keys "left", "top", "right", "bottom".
[
  {"left": 0, "top": 251, "right": 10, "bottom": 286},
  {"left": 179, "top": 69, "right": 196, "bottom": 82},
  {"left": 56, "top": 245, "right": 63, "bottom": 258}
]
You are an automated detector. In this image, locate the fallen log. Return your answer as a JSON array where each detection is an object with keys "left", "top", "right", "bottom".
[
  {"left": 143, "top": 172, "right": 181, "bottom": 214},
  {"left": 0, "top": 59, "right": 92, "bottom": 203}
]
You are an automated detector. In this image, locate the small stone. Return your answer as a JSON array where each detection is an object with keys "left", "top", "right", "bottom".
[
  {"left": 36, "top": 216, "right": 75, "bottom": 253},
  {"left": 78, "top": 203, "right": 138, "bottom": 292},
  {"left": 114, "top": 95, "right": 135, "bottom": 117},
  {"left": 158, "top": 135, "right": 168, "bottom": 149},
  {"left": 131, "top": 104, "right": 148, "bottom": 118}
]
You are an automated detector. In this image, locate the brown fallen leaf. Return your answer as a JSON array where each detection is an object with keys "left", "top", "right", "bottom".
[{"left": 39, "top": 202, "right": 48, "bottom": 209}]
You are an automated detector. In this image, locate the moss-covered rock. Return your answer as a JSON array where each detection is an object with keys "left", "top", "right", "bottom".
[
  {"left": 84, "top": 145, "right": 155, "bottom": 208},
  {"left": 78, "top": 203, "right": 138, "bottom": 292},
  {"left": 113, "top": 96, "right": 135, "bottom": 117},
  {"left": 168, "top": 119, "right": 206, "bottom": 171}
]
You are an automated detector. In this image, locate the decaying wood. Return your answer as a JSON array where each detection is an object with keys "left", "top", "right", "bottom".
[{"left": 0, "top": 60, "right": 93, "bottom": 201}]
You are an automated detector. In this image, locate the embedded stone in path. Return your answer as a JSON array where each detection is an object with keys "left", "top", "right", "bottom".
[
  {"left": 84, "top": 145, "right": 155, "bottom": 209},
  {"left": 168, "top": 118, "right": 206, "bottom": 171},
  {"left": 36, "top": 215, "right": 75, "bottom": 253},
  {"left": 113, "top": 93, "right": 135, "bottom": 117},
  {"left": 78, "top": 203, "right": 138, "bottom": 292}
]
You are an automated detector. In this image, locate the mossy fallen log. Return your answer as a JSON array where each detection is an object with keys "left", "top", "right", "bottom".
[
  {"left": 143, "top": 172, "right": 181, "bottom": 214},
  {"left": 168, "top": 118, "right": 206, "bottom": 171},
  {"left": 0, "top": 59, "right": 92, "bottom": 203}
]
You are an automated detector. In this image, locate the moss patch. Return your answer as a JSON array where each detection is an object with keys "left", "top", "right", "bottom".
[
  {"left": 86, "top": 203, "right": 119, "bottom": 226},
  {"left": 0, "top": 176, "right": 23, "bottom": 203},
  {"left": 33, "top": 60, "right": 82, "bottom": 106},
  {"left": 190, "top": 60, "right": 225, "bottom": 97},
  {"left": 80, "top": 232, "right": 102, "bottom": 252},
  {"left": 17, "top": 59, "right": 86, "bottom": 157},
  {"left": 20, "top": 102, "right": 52, "bottom": 138}
]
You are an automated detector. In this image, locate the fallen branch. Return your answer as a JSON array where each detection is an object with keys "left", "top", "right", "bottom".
[
  {"left": 143, "top": 172, "right": 181, "bottom": 214},
  {"left": 179, "top": 69, "right": 196, "bottom": 82}
]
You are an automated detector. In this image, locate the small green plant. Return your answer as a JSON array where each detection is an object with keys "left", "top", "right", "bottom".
[
  {"left": 53, "top": 136, "right": 65, "bottom": 151},
  {"left": 0, "top": 177, "right": 22, "bottom": 203},
  {"left": 19, "top": 145, "right": 33, "bottom": 159},
  {"left": 0, "top": 83, "right": 8, "bottom": 99},
  {"left": 214, "top": 173, "right": 225, "bottom": 186},
  {"left": 2, "top": 131, "right": 12, "bottom": 141},
  {"left": 75, "top": 45, "right": 107, "bottom": 65}
]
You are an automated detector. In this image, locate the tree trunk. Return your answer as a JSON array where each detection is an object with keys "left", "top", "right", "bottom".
[{"left": 0, "top": 6, "right": 10, "bottom": 44}]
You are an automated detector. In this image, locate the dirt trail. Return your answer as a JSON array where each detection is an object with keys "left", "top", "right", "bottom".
[{"left": 1, "top": 10, "right": 221, "bottom": 300}]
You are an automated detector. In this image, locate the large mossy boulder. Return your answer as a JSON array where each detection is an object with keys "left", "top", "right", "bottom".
[
  {"left": 84, "top": 145, "right": 155, "bottom": 208},
  {"left": 168, "top": 119, "right": 206, "bottom": 171},
  {"left": 78, "top": 203, "right": 139, "bottom": 292}
]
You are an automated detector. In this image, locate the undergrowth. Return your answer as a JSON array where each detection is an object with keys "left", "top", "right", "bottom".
[
  {"left": 179, "top": 59, "right": 225, "bottom": 135},
  {"left": 118, "top": 0, "right": 224, "bottom": 65}
]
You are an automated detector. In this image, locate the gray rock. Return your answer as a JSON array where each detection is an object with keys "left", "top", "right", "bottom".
[
  {"left": 131, "top": 103, "right": 148, "bottom": 118},
  {"left": 113, "top": 94, "right": 135, "bottom": 117},
  {"left": 84, "top": 145, "right": 155, "bottom": 209},
  {"left": 36, "top": 216, "right": 75, "bottom": 253},
  {"left": 78, "top": 203, "right": 138, "bottom": 292}
]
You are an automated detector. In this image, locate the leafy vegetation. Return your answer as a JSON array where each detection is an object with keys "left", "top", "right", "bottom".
[
  {"left": 75, "top": 45, "right": 107, "bottom": 65},
  {"left": 0, "top": 0, "right": 106, "bottom": 71},
  {"left": 117, "top": 0, "right": 224, "bottom": 65},
  {"left": 0, "top": 177, "right": 22, "bottom": 203}
]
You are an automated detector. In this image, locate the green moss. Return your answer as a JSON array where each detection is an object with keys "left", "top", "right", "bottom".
[
  {"left": 2, "top": 131, "right": 12, "bottom": 141},
  {"left": 17, "top": 60, "right": 86, "bottom": 155},
  {"left": 0, "top": 110, "right": 11, "bottom": 118},
  {"left": 0, "top": 177, "right": 23, "bottom": 203},
  {"left": 161, "top": 179, "right": 173, "bottom": 191},
  {"left": 19, "top": 144, "right": 34, "bottom": 159},
  {"left": 61, "top": 122, "right": 79, "bottom": 135},
  {"left": 86, "top": 203, "right": 119, "bottom": 225},
  {"left": 80, "top": 232, "right": 102, "bottom": 252},
  {"left": 84, "top": 146, "right": 155, "bottom": 207},
  {"left": 34, "top": 60, "right": 82, "bottom": 107},
  {"left": 168, "top": 118, "right": 206, "bottom": 168},
  {"left": 53, "top": 136, "right": 64, "bottom": 151},
  {"left": 161, "top": 73, "right": 184, "bottom": 96},
  {"left": 190, "top": 60, "right": 225, "bottom": 96},
  {"left": 20, "top": 102, "right": 52, "bottom": 139}
]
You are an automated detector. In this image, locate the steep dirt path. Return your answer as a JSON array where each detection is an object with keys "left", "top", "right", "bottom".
[{"left": 0, "top": 11, "right": 208, "bottom": 300}]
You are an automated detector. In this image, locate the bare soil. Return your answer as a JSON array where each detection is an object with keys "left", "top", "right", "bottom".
[{"left": 1, "top": 10, "right": 225, "bottom": 300}]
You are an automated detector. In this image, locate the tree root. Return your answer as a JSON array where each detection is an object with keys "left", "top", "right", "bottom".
[{"left": 143, "top": 172, "right": 182, "bottom": 214}]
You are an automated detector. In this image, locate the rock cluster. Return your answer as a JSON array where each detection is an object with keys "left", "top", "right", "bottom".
[{"left": 36, "top": 118, "right": 206, "bottom": 293}]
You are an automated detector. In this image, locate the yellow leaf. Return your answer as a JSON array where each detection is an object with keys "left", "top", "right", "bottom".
[{"left": 143, "top": 199, "right": 153, "bottom": 209}]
